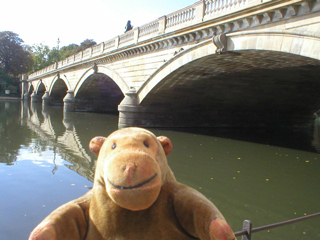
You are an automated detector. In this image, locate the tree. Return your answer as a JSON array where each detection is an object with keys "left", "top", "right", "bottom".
[
  {"left": 59, "top": 44, "right": 79, "bottom": 60},
  {"left": 0, "top": 69, "right": 12, "bottom": 94},
  {"left": 31, "top": 43, "right": 52, "bottom": 72},
  {"left": 0, "top": 31, "right": 33, "bottom": 76},
  {"left": 0, "top": 31, "right": 33, "bottom": 94},
  {"left": 47, "top": 47, "right": 60, "bottom": 64},
  {"left": 28, "top": 39, "right": 97, "bottom": 74},
  {"left": 79, "top": 39, "right": 96, "bottom": 51}
]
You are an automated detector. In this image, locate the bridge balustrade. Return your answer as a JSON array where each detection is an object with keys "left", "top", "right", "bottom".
[
  {"left": 139, "top": 20, "right": 160, "bottom": 38},
  {"left": 119, "top": 31, "right": 135, "bottom": 45},
  {"left": 82, "top": 48, "right": 92, "bottom": 59},
  {"left": 166, "top": 5, "right": 196, "bottom": 28},
  {"left": 92, "top": 44, "right": 102, "bottom": 56},
  {"left": 74, "top": 52, "right": 82, "bottom": 62},
  {"left": 103, "top": 39, "right": 116, "bottom": 51},
  {"left": 205, "top": 0, "right": 248, "bottom": 16}
]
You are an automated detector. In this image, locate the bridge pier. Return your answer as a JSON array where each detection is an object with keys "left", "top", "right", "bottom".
[
  {"left": 118, "top": 89, "right": 169, "bottom": 128},
  {"left": 42, "top": 91, "right": 50, "bottom": 106},
  {"left": 118, "top": 89, "right": 147, "bottom": 128},
  {"left": 23, "top": 92, "right": 31, "bottom": 101},
  {"left": 31, "top": 92, "right": 42, "bottom": 102},
  {"left": 20, "top": 75, "right": 28, "bottom": 100},
  {"left": 63, "top": 90, "right": 76, "bottom": 112}
]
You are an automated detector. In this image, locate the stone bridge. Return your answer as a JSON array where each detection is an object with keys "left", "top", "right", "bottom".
[{"left": 24, "top": 0, "right": 320, "bottom": 128}]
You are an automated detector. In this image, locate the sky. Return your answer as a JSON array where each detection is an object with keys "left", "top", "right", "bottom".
[{"left": 1, "top": 0, "right": 197, "bottom": 49}]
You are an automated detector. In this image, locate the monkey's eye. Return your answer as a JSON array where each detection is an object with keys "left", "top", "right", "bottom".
[
  {"left": 112, "top": 143, "right": 117, "bottom": 149},
  {"left": 143, "top": 141, "right": 149, "bottom": 148}
]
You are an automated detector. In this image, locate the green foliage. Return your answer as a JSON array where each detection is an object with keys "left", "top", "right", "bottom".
[
  {"left": 0, "top": 31, "right": 33, "bottom": 94},
  {"left": 0, "top": 31, "right": 33, "bottom": 77},
  {"left": 31, "top": 43, "right": 52, "bottom": 71},
  {"left": 30, "top": 39, "right": 97, "bottom": 72},
  {"left": 59, "top": 44, "right": 79, "bottom": 60},
  {"left": 79, "top": 39, "right": 97, "bottom": 51},
  {"left": 47, "top": 48, "right": 59, "bottom": 64},
  {"left": 0, "top": 30, "right": 98, "bottom": 92},
  {"left": 0, "top": 69, "right": 13, "bottom": 94}
]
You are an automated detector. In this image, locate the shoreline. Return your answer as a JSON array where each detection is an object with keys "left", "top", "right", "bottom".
[{"left": 0, "top": 96, "right": 21, "bottom": 100}]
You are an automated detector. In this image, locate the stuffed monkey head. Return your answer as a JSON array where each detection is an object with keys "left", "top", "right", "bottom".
[{"left": 89, "top": 127, "right": 173, "bottom": 211}]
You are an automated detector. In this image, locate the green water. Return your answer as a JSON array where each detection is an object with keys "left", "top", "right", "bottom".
[{"left": 0, "top": 100, "right": 319, "bottom": 239}]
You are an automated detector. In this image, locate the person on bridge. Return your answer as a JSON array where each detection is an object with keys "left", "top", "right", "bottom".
[{"left": 125, "top": 20, "right": 133, "bottom": 33}]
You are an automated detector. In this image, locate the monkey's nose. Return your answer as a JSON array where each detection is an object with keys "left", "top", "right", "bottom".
[{"left": 123, "top": 163, "right": 138, "bottom": 171}]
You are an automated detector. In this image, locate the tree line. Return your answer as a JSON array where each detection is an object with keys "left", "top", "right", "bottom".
[{"left": 0, "top": 31, "right": 96, "bottom": 95}]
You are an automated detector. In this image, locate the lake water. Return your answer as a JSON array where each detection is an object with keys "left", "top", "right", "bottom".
[{"left": 0, "top": 100, "right": 319, "bottom": 239}]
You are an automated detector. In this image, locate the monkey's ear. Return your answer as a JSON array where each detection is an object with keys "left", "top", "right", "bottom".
[
  {"left": 89, "top": 136, "right": 107, "bottom": 156},
  {"left": 157, "top": 136, "right": 172, "bottom": 156}
]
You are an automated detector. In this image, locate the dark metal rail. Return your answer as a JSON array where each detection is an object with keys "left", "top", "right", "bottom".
[{"left": 234, "top": 212, "right": 320, "bottom": 240}]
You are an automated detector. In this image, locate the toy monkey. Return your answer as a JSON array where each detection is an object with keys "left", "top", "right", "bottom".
[{"left": 29, "top": 127, "right": 235, "bottom": 240}]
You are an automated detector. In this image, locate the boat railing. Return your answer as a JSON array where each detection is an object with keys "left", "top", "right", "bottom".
[{"left": 235, "top": 212, "right": 320, "bottom": 239}]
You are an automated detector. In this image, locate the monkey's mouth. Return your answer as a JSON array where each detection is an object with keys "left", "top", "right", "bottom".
[{"left": 107, "top": 173, "right": 158, "bottom": 190}]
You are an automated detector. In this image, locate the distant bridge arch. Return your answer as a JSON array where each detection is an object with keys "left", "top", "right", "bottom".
[
  {"left": 74, "top": 65, "right": 129, "bottom": 97},
  {"left": 49, "top": 75, "right": 71, "bottom": 96}
]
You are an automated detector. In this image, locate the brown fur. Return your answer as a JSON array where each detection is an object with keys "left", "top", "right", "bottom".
[{"left": 29, "top": 127, "right": 235, "bottom": 240}]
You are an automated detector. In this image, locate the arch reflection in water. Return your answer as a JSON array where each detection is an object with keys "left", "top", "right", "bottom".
[{"left": 21, "top": 101, "right": 119, "bottom": 181}]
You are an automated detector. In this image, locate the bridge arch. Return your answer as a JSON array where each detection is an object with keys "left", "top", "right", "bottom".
[
  {"left": 74, "top": 65, "right": 129, "bottom": 96},
  {"left": 73, "top": 65, "right": 125, "bottom": 112},
  {"left": 49, "top": 75, "right": 71, "bottom": 95},
  {"left": 138, "top": 40, "right": 215, "bottom": 102},
  {"left": 34, "top": 80, "right": 46, "bottom": 95},
  {"left": 228, "top": 31, "right": 320, "bottom": 60},
  {"left": 27, "top": 84, "right": 34, "bottom": 95},
  {"left": 138, "top": 31, "right": 320, "bottom": 103},
  {"left": 49, "top": 75, "right": 69, "bottom": 105},
  {"left": 137, "top": 33, "right": 320, "bottom": 127}
]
